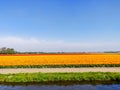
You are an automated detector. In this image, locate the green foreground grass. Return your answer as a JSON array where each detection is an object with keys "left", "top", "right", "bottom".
[
  {"left": 0, "top": 64, "right": 120, "bottom": 68},
  {"left": 0, "top": 72, "right": 120, "bottom": 83}
]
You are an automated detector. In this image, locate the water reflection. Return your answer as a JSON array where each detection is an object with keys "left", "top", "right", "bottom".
[{"left": 0, "top": 82, "right": 120, "bottom": 90}]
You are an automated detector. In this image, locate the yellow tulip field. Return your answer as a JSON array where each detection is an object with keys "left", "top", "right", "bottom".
[{"left": 0, "top": 54, "right": 120, "bottom": 66}]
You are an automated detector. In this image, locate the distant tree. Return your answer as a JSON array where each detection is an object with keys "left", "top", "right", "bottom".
[
  {"left": 0, "top": 47, "right": 7, "bottom": 54},
  {"left": 6, "top": 48, "right": 16, "bottom": 54},
  {"left": 0, "top": 47, "right": 16, "bottom": 54}
]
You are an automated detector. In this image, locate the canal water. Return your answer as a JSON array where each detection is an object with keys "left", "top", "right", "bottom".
[{"left": 0, "top": 82, "right": 120, "bottom": 90}]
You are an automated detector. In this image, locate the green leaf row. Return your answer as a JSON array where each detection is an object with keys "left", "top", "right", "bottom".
[{"left": 0, "top": 64, "right": 120, "bottom": 68}]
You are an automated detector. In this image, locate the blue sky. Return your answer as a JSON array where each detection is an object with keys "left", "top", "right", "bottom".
[{"left": 0, "top": 0, "right": 120, "bottom": 52}]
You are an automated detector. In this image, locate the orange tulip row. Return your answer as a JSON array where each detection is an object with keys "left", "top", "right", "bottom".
[{"left": 0, "top": 54, "right": 120, "bottom": 66}]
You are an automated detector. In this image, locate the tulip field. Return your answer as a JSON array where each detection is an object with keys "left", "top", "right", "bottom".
[{"left": 0, "top": 54, "right": 120, "bottom": 68}]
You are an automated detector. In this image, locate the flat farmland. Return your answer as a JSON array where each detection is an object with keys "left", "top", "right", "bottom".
[{"left": 0, "top": 54, "right": 120, "bottom": 66}]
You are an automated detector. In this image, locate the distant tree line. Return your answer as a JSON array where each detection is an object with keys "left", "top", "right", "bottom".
[
  {"left": 104, "top": 51, "right": 120, "bottom": 53},
  {"left": 0, "top": 47, "right": 60, "bottom": 54},
  {"left": 0, "top": 47, "right": 76, "bottom": 54},
  {"left": 0, "top": 47, "right": 16, "bottom": 54},
  {"left": 0, "top": 47, "right": 120, "bottom": 54}
]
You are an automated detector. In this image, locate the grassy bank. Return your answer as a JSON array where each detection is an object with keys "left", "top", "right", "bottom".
[
  {"left": 0, "top": 72, "right": 120, "bottom": 83},
  {"left": 0, "top": 64, "right": 120, "bottom": 68}
]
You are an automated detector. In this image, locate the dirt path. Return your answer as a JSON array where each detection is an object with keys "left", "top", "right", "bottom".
[{"left": 0, "top": 67, "right": 120, "bottom": 74}]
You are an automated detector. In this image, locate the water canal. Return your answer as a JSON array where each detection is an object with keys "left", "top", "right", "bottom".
[{"left": 0, "top": 81, "right": 120, "bottom": 90}]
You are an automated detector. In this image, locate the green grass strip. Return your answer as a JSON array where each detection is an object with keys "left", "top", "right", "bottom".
[{"left": 0, "top": 72, "right": 120, "bottom": 83}]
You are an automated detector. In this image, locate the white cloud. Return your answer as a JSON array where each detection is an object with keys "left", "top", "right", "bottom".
[{"left": 0, "top": 36, "right": 120, "bottom": 52}]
